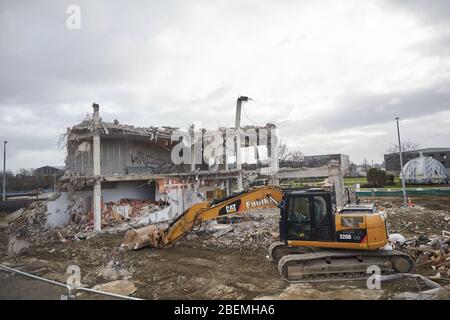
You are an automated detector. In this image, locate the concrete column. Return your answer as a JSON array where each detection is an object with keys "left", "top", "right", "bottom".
[
  {"left": 92, "top": 103, "right": 102, "bottom": 232},
  {"left": 236, "top": 131, "right": 243, "bottom": 191},
  {"left": 190, "top": 125, "right": 196, "bottom": 172},
  {"left": 235, "top": 97, "right": 245, "bottom": 192},
  {"left": 2, "top": 141, "right": 6, "bottom": 202},
  {"left": 224, "top": 129, "right": 234, "bottom": 194},
  {"left": 225, "top": 179, "right": 230, "bottom": 196},
  {"left": 269, "top": 176, "right": 280, "bottom": 187},
  {"left": 329, "top": 169, "right": 345, "bottom": 209},
  {"left": 270, "top": 127, "right": 279, "bottom": 173},
  {"left": 223, "top": 131, "right": 229, "bottom": 171}
]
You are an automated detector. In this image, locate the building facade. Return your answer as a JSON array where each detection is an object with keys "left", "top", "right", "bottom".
[
  {"left": 35, "top": 166, "right": 64, "bottom": 177},
  {"left": 303, "top": 154, "right": 350, "bottom": 176}
]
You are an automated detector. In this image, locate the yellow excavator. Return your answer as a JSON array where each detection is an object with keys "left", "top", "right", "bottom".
[
  {"left": 268, "top": 188, "right": 413, "bottom": 281},
  {"left": 122, "top": 186, "right": 413, "bottom": 281}
]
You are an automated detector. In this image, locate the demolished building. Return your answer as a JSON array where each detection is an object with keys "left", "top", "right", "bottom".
[
  {"left": 49, "top": 104, "right": 282, "bottom": 230},
  {"left": 43, "top": 103, "right": 345, "bottom": 232}
]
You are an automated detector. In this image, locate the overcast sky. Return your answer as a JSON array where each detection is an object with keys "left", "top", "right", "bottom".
[{"left": 1, "top": 0, "right": 449, "bottom": 171}]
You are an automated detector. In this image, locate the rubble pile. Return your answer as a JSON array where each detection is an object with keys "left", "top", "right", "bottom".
[
  {"left": 379, "top": 201, "right": 450, "bottom": 279},
  {"left": 401, "top": 234, "right": 450, "bottom": 278},
  {"left": 7, "top": 201, "right": 48, "bottom": 237},
  {"left": 381, "top": 202, "right": 450, "bottom": 236},
  {"left": 7, "top": 201, "right": 48, "bottom": 229},
  {"left": 84, "top": 199, "right": 166, "bottom": 229},
  {"left": 2, "top": 197, "right": 169, "bottom": 248},
  {"left": 189, "top": 209, "right": 279, "bottom": 249},
  {"left": 59, "top": 170, "right": 99, "bottom": 191},
  {"left": 2, "top": 200, "right": 60, "bottom": 250}
]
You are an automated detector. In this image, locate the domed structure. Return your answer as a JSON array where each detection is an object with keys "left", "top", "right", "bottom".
[{"left": 401, "top": 153, "right": 449, "bottom": 184}]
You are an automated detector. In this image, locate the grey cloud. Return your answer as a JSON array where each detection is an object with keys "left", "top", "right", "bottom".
[
  {"left": 381, "top": 0, "right": 450, "bottom": 25},
  {"left": 284, "top": 85, "right": 450, "bottom": 134}
]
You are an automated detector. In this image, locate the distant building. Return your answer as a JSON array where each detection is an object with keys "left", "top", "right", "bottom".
[
  {"left": 402, "top": 153, "right": 449, "bottom": 184},
  {"left": 353, "top": 165, "right": 368, "bottom": 177},
  {"left": 34, "top": 166, "right": 64, "bottom": 177},
  {"left": 384, "top": 147, "right": 450, "bottom": 175},
  {"left": 279, "top": 153, "right": 350, "bottom": 175},
  {"left": 303, "top": 154, "right": 350, "bottom": 176}
]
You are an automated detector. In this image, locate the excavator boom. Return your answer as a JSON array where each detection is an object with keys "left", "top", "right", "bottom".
[{"left": 122, "top": 186, "right": 283, "bottom": 249}]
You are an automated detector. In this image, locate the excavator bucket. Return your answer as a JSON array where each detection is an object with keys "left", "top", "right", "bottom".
[{"left": 121, "top": 225, "right": 165, "bottom": 250}]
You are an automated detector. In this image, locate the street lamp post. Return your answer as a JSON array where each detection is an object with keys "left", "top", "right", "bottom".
[
  {"left": 395, "top": 117, "right": 408, "bottom": 208},
  {"left": 2, "top": 141, "right": 7, "bottom": 202}
]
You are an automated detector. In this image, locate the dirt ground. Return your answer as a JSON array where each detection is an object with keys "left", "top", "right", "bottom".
[
  {"left": 0, "top": 232, "right": 288, "bottom": 300},
  {"left": 0, "top": 232, "right": 416, "bottom": 300},
  {"left": 1, "top": 195, "right": 450, "bottom": 300}
]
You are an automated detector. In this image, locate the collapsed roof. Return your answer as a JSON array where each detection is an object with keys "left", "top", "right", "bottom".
[
  {"left": 67, "top": 115, "right": 276, "bottom": 142},
  {"left": 68, "top": 117, "right": 179, "bottom": 141}
]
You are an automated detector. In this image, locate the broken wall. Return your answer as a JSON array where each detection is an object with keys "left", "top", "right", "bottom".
[
  {"left": 102, "top": 181, "right": 156, "bottom": 202},
  {"left": 66, "top": 138, "right": 174, "bottom": 175},
  {"left": 46, "top": 192, "right": 71, "bottom": 227}
]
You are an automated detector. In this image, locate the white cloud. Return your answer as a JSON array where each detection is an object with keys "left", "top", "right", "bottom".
[
  {"left": 389, "top": 98, "right": 402, "bottom": 105},
  {"left": 1, "top": 0, "right": 450, "bottom": 170}
]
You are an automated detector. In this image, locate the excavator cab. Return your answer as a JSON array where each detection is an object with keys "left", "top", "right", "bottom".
[
  {"left": 279, "top": 189, "right": 335, "bottom": 243},
  {"left": 277, "top": 188, "right": 388, "bottom": 249}
]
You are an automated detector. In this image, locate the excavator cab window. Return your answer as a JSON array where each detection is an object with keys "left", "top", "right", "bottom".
[
  {"left": 314, "top": 196, "right": 327, "bottom": 222},
  {"left": 282, "top": 192, "right": 334, "bottom": 242},
  {"left": 313, "top": 195, "right": 333, "bottom": 241},
  {"left": 286, "top": 196, "right": 312, "bottom": 240}
]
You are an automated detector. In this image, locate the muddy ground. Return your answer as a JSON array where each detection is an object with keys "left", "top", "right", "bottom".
[{"left": 1, "top": 195, "right": 450, "bottom": 300}]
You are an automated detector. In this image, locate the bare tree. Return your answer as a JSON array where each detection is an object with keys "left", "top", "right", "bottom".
[
  {"left": 287, "top": 150, "right": 304, "bottom": 162},
  {"left": 277, "top": 140, "right": 289, "bottom": 161},
  {"left": 386, "top": 140, "right": 420, "bottom": 154},
  {"left": 18, "top": 168, "right": 34, "bottom": 176},
  {"left": 348, "top": 162, "right": 358, "bottom": 176},
  {"left": 361, "top": 158, "right": 370, "bottom": 175}
]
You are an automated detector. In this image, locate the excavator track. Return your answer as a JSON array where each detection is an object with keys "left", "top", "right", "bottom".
[
  {"left": 278, "top": 249, "right": 413, "bottom": 282},
  {"left": 268, "top": 242, "right": 315, "bottom": 262}
]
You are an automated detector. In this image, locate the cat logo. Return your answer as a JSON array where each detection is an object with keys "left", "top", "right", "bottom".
[
  {"left": 225, "top": 204, "right": 237, "bottom": 214},
  {"left": 219, "top": 199, "right": 241, "bottom": 216}
]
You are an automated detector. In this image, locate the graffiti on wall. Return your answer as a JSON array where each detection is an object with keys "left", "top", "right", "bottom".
[
  {"left": 130, "top": 150, "right": 156, "bottom": 166},
  {"left": 130, "top": 150, "right": 176, "bottom": 173}
]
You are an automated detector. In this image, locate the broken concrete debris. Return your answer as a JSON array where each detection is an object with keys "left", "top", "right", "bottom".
[
  {"left": 97, "top": 258, "right": 134, "bottom": 281},
  {"left": 186, "top": 209, "right": 280, "bottom": 249},
  {"left": 85, "top": 199, "right": 165, "bottom": 229},
  {"left": 0, "top": 196, "right": 170, "bottom": 256},
  {"left": 7, "top": 236, "right": 30, "bottom": 256},
  {"left": 378, "top": 201, "right": 450, "bottom": 280},
  {"left": 92, "top": 280, "right": 137, "bottom": 296},
  {"left": 2, "top": 195, "right": 450, "bottom": 300},
  {"left": 383, "top": 202, "right": 450, "bottom": 235},
  {"left": 121, "top": 224, "right": 165, "bottom": 250}
]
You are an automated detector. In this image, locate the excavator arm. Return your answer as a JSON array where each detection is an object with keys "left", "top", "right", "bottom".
[{"left": 122, "top": 186, "right": 282, "bottom": 250}]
